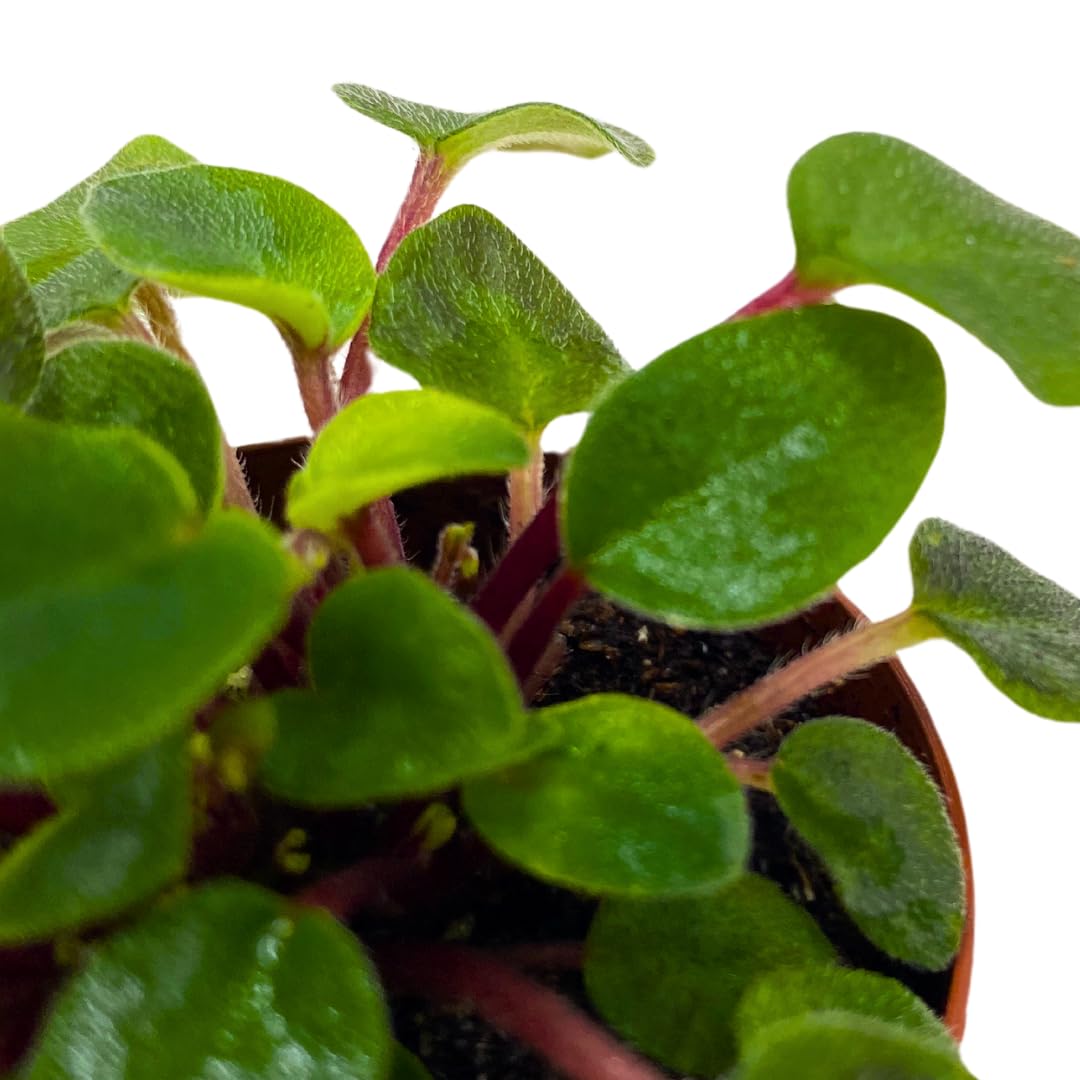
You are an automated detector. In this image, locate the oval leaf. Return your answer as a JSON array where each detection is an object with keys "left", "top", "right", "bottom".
[
  {"left": 584, "top": 874, "right": 835, "bottom": 1076},
  {"left": 83, "top": 164, "right": 375, "bottom": 350},
  {"left": 370, "top": 205, "right": 628, "bottom": 433},
  {"left": 563, "top": 305, "right": 945, "bottom": 628},
  {"left": 261, "top": 567, "right": 537, "bottom": 805},
  {"left": 0, "top": 735, "right": 190, "bottom": 943},
  {"left": 462, "top": 693, "right": 749, "bottom": 896},
  {"left": 0, "top": 238, "right": 44, "bottom": 406},
  {"left": 735, "top": 966, "right": 956, "bottom": 1053},
  {"left": 334, "top": 84, "right": 654, "bottom": 171},
  {"left": 287, "top": 389, "right": 529, "bottom": 534},
  {"left": 734, "top": 1012, "right": 975, "bottom": 1080},
  {"left": 3, "top": 135, "right": 194, "bottom": 328},
  {"left": 773, "top": 716, "right": 965, "bottom": 970},
  {"left": 26, "top": 339, "right": 223, "bottom": 512},
  {"left": 789, "top": 132, "right": 1080, "bottom": 405},
  {"left": 26, "top": 880, "right": 391, "bottom": 1080},
  {"left": 911, "top": 517, "right": 1080, "bottom": 721},
  {"left": 1, "top": 509, "right": 295, "bottom": 782}
]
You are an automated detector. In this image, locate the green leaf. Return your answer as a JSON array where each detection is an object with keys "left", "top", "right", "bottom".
[
  {"left": 26, "top": 339, "right": 223, "bottom": 512},
  {"left": 563, "top": 306, "right": 945, "bottom": 628},
  {"left": 333, "top": 84, "right": 654, "bottom": 171},
  {"left": 911, "top": 517, "right": 1080, "bottom": 721},
  {"left": 82, "top": 165, "right": 375, "bottom": 350},
  {"left": 261, "top": 567, "right": 537, "bottom": 806},
  {"left": 735, "top": 966, "right": 956, "bottom": 1054},
  {"left": 734, "top": 1013, "right": 975, "bottom": 1080},
  {"left": 2, "top": 135, "right": 194, "bottom": 328},
  {"left": 287, "top": 389, "right": 530, "bottom": 534},
  {"left": 462, "top": 694, "right": 749, "bottom": 897},
  {"left": 390, "top": 1045, "right": 433, "bottom": 1080},
  {"left": 0, "top": 237, "right": 44, "bottom": 405},
  {"left": 1, "top": 480, "right": 296, "bottom": 781},
  {"left": 27, "top": 880, "right": 391, "bottom": 1080},
  {"left": 788, "top": 132, "right": 1080, "bottom": 405},
  {"left": 584, "top": 874, "right": 835, "bottom": 1075},
  {"left": 369, "top": 205, "right": 628, "bottom": 433},
  {"left": 0, "top": 734, "right": 191, "bottom": 943},
  {"left": 772, "top": 717, "right": 965, "bottom": 970}
]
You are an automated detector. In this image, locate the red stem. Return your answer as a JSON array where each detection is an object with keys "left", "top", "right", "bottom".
[
  {"left": 295, "top": 856, "right": 422, "bottom": 921},
  {"left": 495, "top": 941, "right": 584, "bottom": 970},
  {"left": 339, "top": 151, "right": 452, "bottom": 407},
  {"left": 471, "top": 492, "right": 562, "bottom": 633},
  {"left": 727, "top": 268, "right": 836, "bottom": 321},
  {"left": 507, "top": 566, "right": 587, "bottom": 685},
  {"left": 343, "top": 503, "right": 404, "bottom": 567},
  {"left": 376, "top": 943, "right": 667, "bottom": 1080}
]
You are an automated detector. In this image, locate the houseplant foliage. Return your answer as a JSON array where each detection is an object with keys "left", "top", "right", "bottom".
[{"left": 3, "top": 82, "right": 1080, "bottom": 1079}]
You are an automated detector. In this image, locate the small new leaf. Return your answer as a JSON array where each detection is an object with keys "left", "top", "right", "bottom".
[
  {"left": 2, "top": 135, "right": 194, "bottom": 328},
  {"left": 25, "top": 339, "right": 224, "bottom": 512},
  {"left": 0, "top": 238, "right": 44, "bottom": 405},
  {"left": 462, "top": 694, "right": 749, "bottom": 897},
  {"left": 261, "top": 568, "right": 538, "bottom": 805},
  {"left": 584, "top": 874, "right": 835, "bottom": 1076},
  {"left": 735, "top": 966, "right": 956, "bottom": 1054},
  {"left": 563, "top": 306, "right": 945, "bottom": 628},
  {"left": 734, "top": 1012, "right": 975, "bottom": 1080},
  {"left": 789, "top": 132, "right": 1080, "bottom": 404},
  {"left": 26, "top": 881, "right": 391, "bottom": 1080},
  {"left": 0, "top": 735, "right": 191, "bottom": 943},
  {"left": 287, "top": 390, "right": 530, "bottom": 534},
  {"left": 772, "top": 717, "right": 965, "bottom": 970},
  {"left": 370, "top": 206, "right": 628, "bottom": 434},
  {"left": 911, "top": 517, "right": 1080, "bottom": 720},
  {"left": 333, "top": 84, "right": 654, "bottom": 172},
  {"left": 82, "top": 165, "right": 375, "bottom": 350}
]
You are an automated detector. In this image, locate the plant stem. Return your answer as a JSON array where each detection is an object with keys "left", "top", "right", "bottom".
[
  {"left": 472, "top": 491, "right": 562, "bottom": 633},
  {"left": 295, "top": 856, "right": 421, "bottom": 921},
  {"left": 725, "top": 752, "right": 775, "bottom": 792},
  {"left": 495, "top": 941, "right": 584, "bottom": 970},
  {"left": 699, "top": 608, "right": 937, "bottom": 749},
  {"left": 338, "top": 150, "right": 452, "bottom": 407},
  {"left": 508, "top": 441, "right": 545, "bottom": 541},
  {"left": 507, "top": 565, "right": 587, "bottom": 685},
  {"left": 375, "top": 943, "right": 667, "bottom": 1080},
  {"left": 343, "top": 503, "right": 404, "bottom": 567},
  {"left": 289, "top": 343, "right": 337, "bottom": 433},
  {"left": 135, "top": 285, "right": 257, "bottom": 514},
  {"left": 432, "top": 522, "right": 477, "bottom": 588},
  {"left": 727, "top": 268, "right": 837, "bottom": 321}
]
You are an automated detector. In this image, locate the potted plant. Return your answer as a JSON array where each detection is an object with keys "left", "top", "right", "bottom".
[{"left": 3, "top": 83, "right": 1079, "bottom": 1079}]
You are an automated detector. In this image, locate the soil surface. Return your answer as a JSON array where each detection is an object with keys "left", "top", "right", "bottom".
[{"left": 375, "top": 593, "right": 954, "bottom": 1079}]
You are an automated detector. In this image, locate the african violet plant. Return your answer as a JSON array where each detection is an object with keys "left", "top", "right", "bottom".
[{"left": 3, "top": 82, "right": 1080, "bottom": 1079}]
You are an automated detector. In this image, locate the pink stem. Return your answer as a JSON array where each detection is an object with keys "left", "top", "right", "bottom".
[
  {"left": 376, "top": 943, "right": 667, "bottom": 1080},
  {"left": 471, "top": 492, "right": 562, "bottom": 633},
  {"left": 339, "top": 151, "right": 452, "bottom": 407},
  {"left": 495, "top": 941, "right": 584, "bottom": 970},
  {"left": 295, "top": 856, "right": 421, "bottom": 921},
  {"left": 344, "top": 503, "right": 404, "bottom": 567},
  {"left": 727, "top": 268, "right": 837, "bottom": 321}
]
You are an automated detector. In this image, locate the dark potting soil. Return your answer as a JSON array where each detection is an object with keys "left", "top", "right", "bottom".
[{"left": 379, "top": 593, "right": 954, "bottom": 1079}]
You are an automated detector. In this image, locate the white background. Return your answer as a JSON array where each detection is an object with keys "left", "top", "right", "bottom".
[{"left": 2, "top": 3, "right": 1077, "bottom": 1076}]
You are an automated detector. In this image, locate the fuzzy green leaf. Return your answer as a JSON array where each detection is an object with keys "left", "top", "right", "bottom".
[
  {"left": 26, "top": 339, "right": 223, "bottom": 512},
  {"left": 773, "top": 717, "right": 965, "bottom": 970},
  {"left": 0, "top": 238, "right": 45, "bottom": 405},
  {"left": 735, "top": 966, "right": 956, "bottom": 1054},
  {"left": 27, "top": 880, "right": 391, "bottom": 1080},
  {"left": 911, "top": 517, "right": 1080, "bottom": 721},
  {"left": 789, "top": 132, "right": 1080, "bottom": 405},
  {"left": 261, "top": 568, "right": 537, "bottom": 805},
  {"left": 333, "top": 84, "right": 654, "bottom": 171},
  {"left": 585, "top": 874, "right": 835, "bottom": 1076},
  {"left": 563, "top": 306, "right": 944, "bottom": 628},
  {"left": 734, "top": 1013, "right": 975, "bottom": 1080},
  {"left": 462, "top": 694, "right": 749, "bottom": 897},
  {"left": 1, "top": 416, "right": 295, "bottom": 781},
  {"left": 287, "top": 390, "right": 530, "bottom": 534},
  {"left": 2, "top": 135, "right": 194, "bottom": 328},
  {"left": 0, "top": 735, "right": 190, "bottom": 943},
  {"left": 82, "top": 165, "right": 374, "bottom": 350},
  {"left": 370, "top": 206, "right": 628, "bottom": 433}
]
